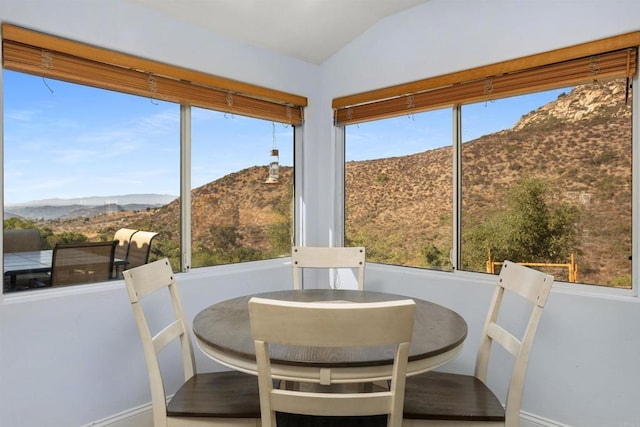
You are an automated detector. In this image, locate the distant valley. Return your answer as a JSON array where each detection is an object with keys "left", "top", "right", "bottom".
[{"left": 4, "top": 194, "right": 177, "bottom": 220}]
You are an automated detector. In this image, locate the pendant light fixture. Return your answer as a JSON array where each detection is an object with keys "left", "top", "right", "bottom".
[{"left": 265, "top": 122, "right": 280, "bottom": 184}]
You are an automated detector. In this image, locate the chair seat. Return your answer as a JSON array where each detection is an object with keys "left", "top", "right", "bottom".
[
  {"left": 403, "top": 371, "right": 505, "bottom": 422},
  {"left": 167, "top": 371, "right": 261, "bottom": 418}
]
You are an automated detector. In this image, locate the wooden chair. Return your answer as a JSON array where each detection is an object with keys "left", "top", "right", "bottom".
[
  {"left": 123, "top": 258, "right": 261, "bottom": 427},
  {"left": 291, "top": 246, "right": 366, "bottom": 290},
  {"left": 403, "top": 260, "right": 554, "bottom": 426},
  {"left": 113, "top": 228, "right": 138, "bottom": 260},
  {"left": 125, "top": 230, "right": 158, "bottom": 269},
  {"left": 47, "top": 241, "right": 117, "bottom": 287},
  {"left": 3, "top": 228, "right": 42, "bottom": 253},
  {"left": 3, "top": 229, "right": 44, "bottom": 289},
  {"left": 249, "top": 297, "right": 416, "bottom": 427}
]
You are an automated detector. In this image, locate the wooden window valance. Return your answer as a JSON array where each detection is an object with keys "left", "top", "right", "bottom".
[
  {"left": 334, "top": 32, "right": 640, "bottom": 126},
  {"left": 2, "top": 24, "right": 307, "bottom": 125}
]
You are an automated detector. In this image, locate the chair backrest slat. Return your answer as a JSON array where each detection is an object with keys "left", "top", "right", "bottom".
[
  {"left": 250, "top": 298, "right": 414, "bottom": 347},
  {"left": 291, "top": 246, "right": 366, "bottom": 290},
  {"left": 498, "top": 260, "right": 553, "bottom": 307}
]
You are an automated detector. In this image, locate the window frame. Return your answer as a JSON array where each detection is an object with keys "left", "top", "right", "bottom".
[
  {"left": 1, "top": 26, "right": 303, "bottom": 294},
  {"left": 335, "top": 35, "right": 639, "bottom": 298},
  {"left": 333, "top": 32, "right": 639, "bottom": 125},
  {"left": 2, "top": 24, "right": 306, "bottom": 125}
]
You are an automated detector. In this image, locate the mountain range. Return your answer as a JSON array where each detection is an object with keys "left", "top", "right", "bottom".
[{"left": 4, "top": 194, "right": 177, "bottom": 220}]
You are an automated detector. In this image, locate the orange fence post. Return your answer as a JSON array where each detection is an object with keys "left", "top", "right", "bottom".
[
  {"left": 486, "top": 260, "right": 495, "bottom": 274},
  {"left": 486, "top": 248, "right": 499, "bottom": 274},
  {"left": 568, "top": 253, "right": 578, "bottom": 283}
]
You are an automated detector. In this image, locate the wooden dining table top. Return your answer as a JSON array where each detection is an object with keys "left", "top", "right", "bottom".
[{"left": 193, "top": 289, "right": 468, "bottom": 383}]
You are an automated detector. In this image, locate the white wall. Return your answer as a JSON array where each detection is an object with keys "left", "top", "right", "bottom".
[
  {"left": 324, "top": 0, "right": 640, "bottom": 97},
  {"left": 2, "top": 0, "right": 640, "bottom": 426},
  {"left": 0, "top": 1, "right": 318, "bottom": 426},
  {"left": 1, "top": 0, "right": 317, "bottom": 94},
  {"left": 369, "top": 265, "right": 640, "bottom": 427},
  {"left": 319, "top": 1, "right": 640, "bottom": 426},
  {"left": 0, "top": 259, "right": 293, "bottom": 427}
]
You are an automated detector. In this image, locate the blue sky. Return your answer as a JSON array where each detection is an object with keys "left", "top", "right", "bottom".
[
  {"left": 346, "top": 88, "right": 570, "bottom": 161},
  {"left": 3, "top": 70, "right": 293, "bottom": 204},
  {"left": 3, "top": 70, "right": 567, "bottom": 204}
]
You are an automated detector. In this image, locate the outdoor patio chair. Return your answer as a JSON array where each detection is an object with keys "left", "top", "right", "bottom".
[
  {"left": 125, "top": 230, "right": 158, "bottom": 269},
  {"left": 113, "top": 228, "right": 138, "bottom": 277},
  {"left": 3, "top": 228, "right": 42, "bottom": 253},
  {"left": 47, "top": 241, "right": 117, "bottom": 287},
  {"left": 3, "top": 228, "right": 45, "bottom": 289},
  {"left": 291, "top": 246, "right": 366, "bottom": 290},
  {"left": 123, "top": 258, "right": 261, "bottom": 426},
  {"left": 113, "top": 228, "right": 138, "bottom": 260},
  {"left": 402, "top": 260, "right": 554, "bottom": 426}
]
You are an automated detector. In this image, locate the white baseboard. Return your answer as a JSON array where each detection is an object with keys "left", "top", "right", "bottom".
[
  {"left": 83, "top": 405, "right": 569, "bottom": 427},
  {"left": 521, "top": 410, "right": 572, "bottom": 427},
  {"left": 81, "top": 403, "right": 152, "bottom": 427}
]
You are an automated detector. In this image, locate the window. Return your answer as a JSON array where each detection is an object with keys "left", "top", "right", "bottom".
[
  {"left": 460, "top": 81, "right": 632, "bottom": 287},
  {"left": 191, "top": 109, "right": 294, "bottom": 268},
  {"left": 335, "top": 32, "right": 638, "bottom": 290},
  {"left": 2, "top": 25, "right": 305, "bottom": 292},
  {"left": 345, "top": 109, "right": 453, "bottom": 269},
  {"left": 3, "top": 70, "right": 180, "bottom": 291}
]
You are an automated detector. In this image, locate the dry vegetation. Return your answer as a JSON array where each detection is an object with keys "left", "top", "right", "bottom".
[
  {"left": 41, "top": 79, "right": 632, "bottom": 285},
  {"left": 345, "top": 79, "right": 631, "bottom": 284}
]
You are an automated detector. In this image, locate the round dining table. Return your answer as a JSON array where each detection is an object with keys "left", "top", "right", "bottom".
[{"left": 193, "top": 289, "right": 468, "bottom": 385}]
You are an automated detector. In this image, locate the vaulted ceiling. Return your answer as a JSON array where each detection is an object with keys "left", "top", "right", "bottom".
[{"left": 125, "top": 0, "right": 431, "bottom": 64}]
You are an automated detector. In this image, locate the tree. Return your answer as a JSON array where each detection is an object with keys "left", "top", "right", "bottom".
[
  {"left": 421, "top": 244, "right": 451, "bottom": 270},
  {"left": 265, "top": 186, "right": 294, "bottom": 257},
  {"left": 463, "top": 176, "right": 580, "bottom": 271},
  {"left": 46, "top": 231, "right": 89, "bottom": 247},
  {"left": 4, "top": 218, "right": 37, "bottom": 230},
  {"left": 266, "top": 221, "right": 292, "bottom": 257}
]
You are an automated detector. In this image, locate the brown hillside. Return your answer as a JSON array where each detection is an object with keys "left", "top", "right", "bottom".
[
  {"left": 43, "top": 79, "right": 631, "bottom": 285},
  {"left": 345, "top": 79, "right": 631, "bottom": 283},
  {"left": 146, "top": 166, "right": 293, "bottom": 254}
]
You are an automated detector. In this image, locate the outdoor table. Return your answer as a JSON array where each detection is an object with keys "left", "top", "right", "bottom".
[{"left": 3, "top": 249, "right": 126, "bottom": 290}]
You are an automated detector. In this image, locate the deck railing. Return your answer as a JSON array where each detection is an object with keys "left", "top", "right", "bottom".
[{"left": 487, "top": 253, "right": 577, "bottom": 283}]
